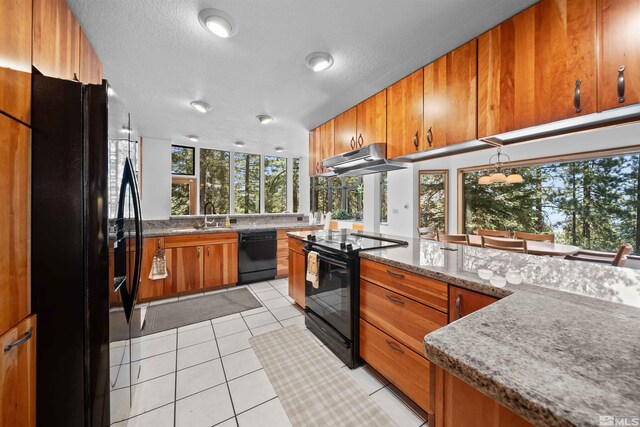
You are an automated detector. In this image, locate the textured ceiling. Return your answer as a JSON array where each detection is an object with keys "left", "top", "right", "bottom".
[{"left": 68, "top": 0, "right": 537, "bottom": 156}]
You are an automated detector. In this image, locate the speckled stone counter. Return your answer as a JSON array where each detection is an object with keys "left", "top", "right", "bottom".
[
  {"left": 358, "top": 238, "right": 640, "bottom": 427},
  {"left": 142, "top": 222, "right": 321, "bottom": 238}
]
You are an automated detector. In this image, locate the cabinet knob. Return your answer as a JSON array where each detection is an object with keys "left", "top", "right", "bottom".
[
  {"left": 197, "top": 247, "right": 201, "bottom": 258},
  {"left": 426, "top": 127, "right": 433, "bottom": 148},
  {"left": 358, "top": 134, "right": 363, "bottom": 147},
  {"left": 618, "top": 66, "right": 626, "bottom": 103},
  {"left": 455, "top": 292, "right": 462, "bottom": 320},
  {"left": 574, "top": 80, "right": 581, "bottom": 113},
  {"left": 207, "top": 247, "right": 210, "bottom": 257},
  {"left": 350, "top": 137, "right": 356, "bottom": 149}
]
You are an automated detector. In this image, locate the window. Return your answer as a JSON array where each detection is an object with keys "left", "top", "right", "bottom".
[
  {"left": 329, "top": 176, "right": 343, "bottom": 213},
  {"left": 461, "top": 152, "right": 640, "bottom": 253},
  {"left": 292, "top": 158, "right": 300, "bottom": 213},
  {"left": 200, "top": 148, "right": 230, "bottom": 214},
  {"left": 380, "top": 172, "right": 388, "bottom": 223},
  {"left": 264, "top": 156, "right": 287, "bottom": 213},
  {"left": 419, "top": 171, "right": 448, "bottom": 233},
  {"left": 310, "top": 176, "right": 363, "bottom": 218},
  {"left": 108, "top": 138, "right": 139, "bottom": 219},
  {"left": 171, "top": 145, "right": 195, "bottom": 175},
  {"left": 234, "top": 152, "right": 261, "bottom": 214},
  {"left": 345, "top": 176, "right": 363, "bottom": 220},
  {"left": 171, "top": 177, "right": 196, "bottom": 215},
  {"left": 311, "top": 177, "right": 329, "bottom": 213}
]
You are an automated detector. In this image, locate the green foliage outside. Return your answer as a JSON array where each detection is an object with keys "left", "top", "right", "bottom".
[
  {"left": 380, "top": 172, "right": 388, "bottom": 223},
  {"left": 419, "top": 172, "right": 447, "bottom": 232},
  {"left": 293, "top": 159, "right": 300, "bottom": 213},
  {"left": 265, "top": 156, "right": 287, "bottom": 213},
  {"left": 463, "top": 154, "right": 640, "bottom": 253},
  {"left": 200, "top": 148, "right": 230, "bottom": 214},
  {"left": 234, "top": 153, "right": 261, "bottom": 214},
  {"left": 332, "top": 209, "right": 350, "bottom": 220},
  {"left": 171, "top": 146, "right": 194, "bottom": 175},
  {"left": 171, "top": 183, "right": 190, "bottom": 215}
]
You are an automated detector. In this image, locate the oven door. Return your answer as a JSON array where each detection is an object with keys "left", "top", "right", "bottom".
[{"left": 304, "top": 248, "right": 353, "bottom": 340}]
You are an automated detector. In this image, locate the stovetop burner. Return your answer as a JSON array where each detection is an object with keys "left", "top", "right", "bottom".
[{"left": 303, "top": 230, "right": 407, "bottom": 253}]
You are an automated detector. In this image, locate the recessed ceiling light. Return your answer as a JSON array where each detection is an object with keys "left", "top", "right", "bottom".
[
  {"left": 234, "top": 141, "right": 245, "bottom": 147},
  {"left": 257, "top": 115, "right": 273, "bottom": 125},
  {"left": 305, "top": 52, "right": 334, "bottom": 72},
  {"left": 275, "top": 146, "right": 284, "bottom": 153},
  {"left": 190, "top": 101, "right": 211, "bottom": 113},
  {"left": 198, "top": 8, "right": 238, "bottom": 39},
  {"left": 186, "top": 135, "right": 199, "bottom": 142}
]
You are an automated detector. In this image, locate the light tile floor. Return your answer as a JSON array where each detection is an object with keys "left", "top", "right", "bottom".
[{"left": 111, "top": 279, "right": 428, "bottom": 427}]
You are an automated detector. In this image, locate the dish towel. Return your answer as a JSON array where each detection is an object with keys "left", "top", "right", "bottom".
[
  {"left": 306, "top": 251, "right": 319, "bottom": 289},
  {"left": 148, "top": 247, "right": 168, "bottom": 280}
]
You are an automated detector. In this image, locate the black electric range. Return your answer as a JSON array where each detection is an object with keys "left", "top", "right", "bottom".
[{"left": 300, "top": 230, "right": 408, "bottom": 368}]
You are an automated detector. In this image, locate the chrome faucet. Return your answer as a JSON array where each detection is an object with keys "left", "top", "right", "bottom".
[{"left": 203, "top": 202, "right": 215, "bottom": 228}]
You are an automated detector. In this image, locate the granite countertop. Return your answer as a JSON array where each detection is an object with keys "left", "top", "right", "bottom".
[
  {"left": 142, "top": 222, "right": 321, "bottom": 238},
  {"left": 358, "top": 238, "right": 640, "bottom": 427}
]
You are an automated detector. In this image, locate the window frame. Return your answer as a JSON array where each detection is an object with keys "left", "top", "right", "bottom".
[
  {"left": 310, "top": 176, "right": 363, "bottom": 216},
  {"left": 171, "top": 176, "right": 197, "bottom": 215},
  {"left": 171, "top": 144, "right": 196, "bottom": 176},
  {"left": 418, "top": 170, "right": 449, "bottom": 233}
]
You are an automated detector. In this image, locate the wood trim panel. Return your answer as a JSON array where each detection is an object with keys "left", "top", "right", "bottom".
[
  {"left": 164, "top": 232, "right": 238, "bottom": 248},
  {"left": 0, "top": 117, "right": 30, "bottom": 336},
  {"left": 360, "top": 279, "right": 448, "bottom": 354},
  {"left": 0, "top": 0, "right": 32, "bottom": 124},
  {"left": 78, "top": 29, "right": 102, "bottom": 84},
  {"left": 288, "top": 249, "right": 305, "bottom": 307},
  {"left": 360, "top": 259, "right": 448, "bottom": 313}
]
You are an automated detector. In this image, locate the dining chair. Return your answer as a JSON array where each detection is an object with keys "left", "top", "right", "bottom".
[
  {"left": 481, "top": 236, "right": 528, "bottom": 253},
  {"left": 436, "top": 232, "right": 470, "bottom": 245},
  {"left": 476, "top": 229, "right": 511, "bottom": 238},
  {"left": 417, "top": 226, "right": 437, "bottom": 240},
  {"left": 329, "top": 220, "right": 339, "bottom": 230},
  {"left": 352, "top": 223, "right": 364, "bottom": 231},
  {"left": 513, "top": 231, "right": 555, "bottom": 243},
  {"left": 565, "top": 244, "right": 633, "bottom": 267}
]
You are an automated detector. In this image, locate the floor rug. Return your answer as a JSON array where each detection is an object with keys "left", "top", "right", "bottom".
[{"left": 250, "top": 325, "right": 396, "bottom": 427}]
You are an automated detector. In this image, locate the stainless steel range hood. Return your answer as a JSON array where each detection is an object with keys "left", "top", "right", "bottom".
[{"left": 321, "top": 143, "right": 408, "bottom": 177}]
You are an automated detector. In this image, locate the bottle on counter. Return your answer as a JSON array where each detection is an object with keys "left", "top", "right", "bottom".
[{"left": 225, "top": 215, "right": 231, "bottom": 227}]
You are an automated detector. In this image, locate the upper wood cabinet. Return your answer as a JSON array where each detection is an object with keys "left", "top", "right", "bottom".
[
  {"left": 598, "top": 0, "right": 640, "bottom": 111},
  {"left": 0, "top": 116, "right": 30, "bottom": 337},
  {"left": 309, "top": 127, "right": 320, "bottom": 177},
  {"left": 334, "top": 106, "right": 357, "bottom": 153},
  {"left": 0, "top": 0, "right": 32, "bottom": 124},
  {"left": 33, "top": 0, "right": 81, "bottom": 81},
  {"left": 387, "top": 68, "right": 424, "bottom": 158},
  {"left": 79, "top": 29, "right": 103, "bottom": 84},
  {"left": 424, "top": 39, "right": 477, "bottom": 148},
  {"left": 0, "top": 315, "right": 36, "bottom": 427},
  {"left": 356, "top": 90, "right": 387, "bottom": 147},
  {"left": 477, "top": 0, "right": 597, "bottom": 138},
  {"left": 320, "top": 119, "right": 335, "bottom": 167}
]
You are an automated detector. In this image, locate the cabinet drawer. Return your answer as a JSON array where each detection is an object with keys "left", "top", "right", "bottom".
[
  {"left": 360, "top": 259, "right": 448, "bottom": 312},
  {"left": 288, "top": 237, "right": 306, "bottom": 254},
  {"left": 360, "top": 280, "right": 447, "bottom": 354},
  {"left": 359, "top": 319, "right": 430, "bottom": 411},
  {"left": 164, "top": 232, "right": 237, "bottom": 248}
]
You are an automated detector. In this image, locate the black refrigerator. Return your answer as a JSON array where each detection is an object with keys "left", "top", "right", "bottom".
[{"left": 31, "top": 71, "right": 143, "bottom": 427}]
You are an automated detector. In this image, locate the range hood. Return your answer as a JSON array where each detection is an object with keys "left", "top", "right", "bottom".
[{"left": 321, "top": 143, "right": 408, "bottom": 177}]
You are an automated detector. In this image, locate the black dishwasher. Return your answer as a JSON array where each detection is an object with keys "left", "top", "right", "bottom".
[{"left": 237, "top": 229, "right": 277, "bottom": 284}]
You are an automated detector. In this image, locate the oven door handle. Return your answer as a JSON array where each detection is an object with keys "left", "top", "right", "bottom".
[{"left": 316, "top": 253, "right": 349, "bottom": 269}]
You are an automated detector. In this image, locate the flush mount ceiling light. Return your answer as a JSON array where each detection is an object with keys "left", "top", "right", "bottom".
[
  {"left": 257, "top": 114, "right": 273, "bottom": 125},
  {"left": 234, "top": 141, "right": 245, "bottom": 147},
  {"left": 198, "top": 8, "right": 238, "bottom": 39},
  {"left": 305, "top": 52, "right": 334, "bottom": 72},
  {"left": 186, "top": 135, "right": 199, "bottom": 142},
  {"left": 275, "top": 146, "right": 284, "bottom": 153},
  {"left": 190, "top": 101, "right": 211, "bottom": 113},
  {"left": 477, "top": 148, "right": 523, "bottom": 186}
]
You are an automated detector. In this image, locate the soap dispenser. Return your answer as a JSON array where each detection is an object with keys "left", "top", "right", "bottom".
[{"left": 225, "top": 215, "right": 231, "bottom": 227}]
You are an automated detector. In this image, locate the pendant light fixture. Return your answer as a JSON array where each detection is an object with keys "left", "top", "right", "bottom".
[{"left": 477, "top": 148, "right": 523, "bottom": 185}]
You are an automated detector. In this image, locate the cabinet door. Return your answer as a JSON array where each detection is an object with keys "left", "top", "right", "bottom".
[
  {"left": 138, "top": 237, "right": 165, "bottom": 301},
  {"left": 1, "top": 315, "right": 36, "bottom": 427},
  {"left": 319, "top": 119, "right": 335, "bottom": 171},
  {"left": 309, "top": 127, "right": 320, "bottom": 177},
  {"left": 203, "top": 242, "right": 238, "bottom": 289},
  {"left": 0, "top": 0, "right": 32, "bottom": 124},
  {"left": 598, "top": 0, "right": 640, "bottom": 111},
  {"left": 478, "top": 0, "right": 597, "bottom": 138},
  {"left": 33, "top": 0, "right": 81, "bottom": 81},
  {"left": 165, "top": 246, "right": 204, "bottom": 294},
  {"left": 288, "top": 249, "right": 305, "bottom": 307},
  {"left": 334, "top": 106, "right": 357, "bottom": 154},
  {"left": 79, "top": 30, "right": 103, "bottom": 84},
  {"left": 0, "top": 117, "right": 30, "bottom": 336},
  {"left": 387, "top": 69, "right": 424, "bottom": 158},
  {"left": 356, "top": 90, "right": 387, "bottom": 147},
  {"left": 448, "top": 286, "right": 497, "bottom": 322},
  {"left": 424, "top": 39, "right": 477, "bottom": 148}
]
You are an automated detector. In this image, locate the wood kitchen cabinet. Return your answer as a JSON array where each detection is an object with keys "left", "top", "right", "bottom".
[
  {"left": 387, "top": 68, "right": 424, "bottom": 158},
  {"left": 137, "top": 237, "right": 166, "bottom": 301},
  {"left": 598, "top": 0, "right": 640, "bottom": 111},
  {"left": 477, "top": 0, "right": 597, "bottom": 138},
  {"left": 79, "top": 29, "right": 103, "bottom": 84},
  {"left": 309, "top": 127, "right": 321, "bottom": 177},
  {"left": 33, "top": 0, "right": 81, "bottom": 81},
  {"left": 0, "top": 0, "right": 32, "bottom": 124},
  {"left": 165, "top": 246, "right": 204, "bottom": 294},
  {"left": 334, "top": 106, "right": 357, "bottom": 154},
  {"left": 424, "top": 39, "right": 477, "bottom": 148},
  {"left": 288, "top": 237, "right": 306, "bottom": 307},
  {"left": 0, "top": 314, "right": 36, "bottom": 427},
  {"left": 448, "top": 286, "right": 497, "bottom": 322},
  {"left": 0, "top": 116, "right": 30, "bottom": 337},
  {"left": 320, "top": 119, "right": 335, "bottom": 169},
  {"left": 356, "top": 90, "right": 387, "bottom": 147},
  {"left": 203, "top": 241, "right": 238, "bottom": 288}
]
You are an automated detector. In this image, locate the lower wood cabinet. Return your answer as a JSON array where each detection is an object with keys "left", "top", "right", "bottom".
[
  {"left": 0, "top": 314, "right": 36, "bottom": 427},
  {"left": 288, "top": 236, "right": 306, "bottom": 308},
  {"left": 277, "top": 229, "right": 317, "bottom": 278},
  {"left": 165, "top": 246, "right": 204, "bottom": 294},
  {"left": 448, "top": 286, "right": 497, "bottom": 322},
  {"left": 137, "top": 237, "right": 165, "bottom": 301},
  {"left": 203, "top": 242, "right": 238, "bottom": 288}
]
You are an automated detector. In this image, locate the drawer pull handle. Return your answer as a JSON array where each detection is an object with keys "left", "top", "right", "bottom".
[
  {"left": 573, "top": 79, "right": 581, "bottom": 113},
  {"left": 386, "top": 269, "right": 405, "bottom": 279},
  {"left": 207, "top": 247, "right": 210, "bottom": 257},
  {"left": 385, "top": 340, "right": 404, "bottom": 353},
  {"left": 358, "top": 134, "right": 364, "bottom": 147},
  {"left": 618, "top": 65, "right": 625, "bottom": 103},
  {"left": 455, "top": 293, "right": 462, "bottom": 320},
  {"left": 413, "top": 131, "right": 419, "bottom": 149},
  {"left": 4, "top": 328, "right": 33, "bottom": 352},
  {"left": 386, "top": 295, "right": 405, "bottom": 305}
]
